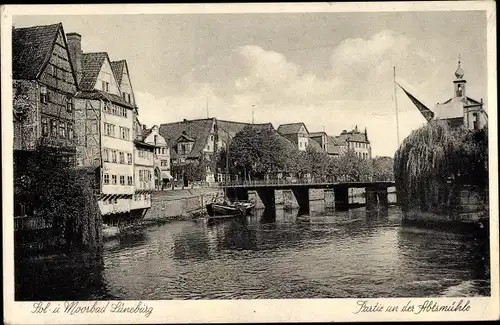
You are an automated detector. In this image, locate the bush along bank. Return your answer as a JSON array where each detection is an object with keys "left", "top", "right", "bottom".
[{"left": 394, "top": 120, "right": 488, "bottom": 234}]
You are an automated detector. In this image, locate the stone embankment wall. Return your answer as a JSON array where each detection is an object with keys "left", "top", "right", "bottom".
[{"left": 146, "top": 188, "right": 222, "bottom": 220}]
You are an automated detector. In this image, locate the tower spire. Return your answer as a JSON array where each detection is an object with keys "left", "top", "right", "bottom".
[{"left": 455, "top": 54, "right": 464, "bottom": 79}]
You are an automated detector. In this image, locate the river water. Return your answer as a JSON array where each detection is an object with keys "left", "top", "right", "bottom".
[{"left": 15, "top": 203, "right": 490, "bottom": 300}]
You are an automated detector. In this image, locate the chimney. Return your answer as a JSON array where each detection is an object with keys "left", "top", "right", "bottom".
[
  {"left": 142, "top": 124, "right": 147, "bottom": 131},
  {"left": 66, "top": 33, "right": 82, "bottom": 85}
]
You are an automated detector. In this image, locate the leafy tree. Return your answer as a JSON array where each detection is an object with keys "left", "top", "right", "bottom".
[
  {"left": 14, "top": 146, "right": 101, "bottom": 249},
  {"left": 335, "top": 150, "right": 373, "bottom": 181},
  {"left": 294, "top": 145, "right": 330, "bottom": 181},
  {"left": 372, "top": 156, "right": 395, "bottom": 181},
  {"left": 228, "top": 126, "right": 297, "bottom": 180}
]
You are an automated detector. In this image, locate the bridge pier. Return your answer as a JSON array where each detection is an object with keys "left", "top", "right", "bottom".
[
  {"left": 366, "top": 187, "right": 379, "bottom": 210},
  {"left": 366, "top": 186, "right": 389, "bottom": 210},
  {"left": 334, "top": 186, "right": 349, "bottom": 210},
  {"left": 377, "top": 188, "right": 389, "bottom": 211},
  {"left": 256, "top": 188, "right": 276, "bottom": 210},
  {"left": 283, "top": 189, "right": 300, "bottom": 209},
  {"left": 292, "top": 187, "right": 310, "bottom": 213},
  {"left": 325, "top": 189, "right": 335, "bottom": 207}
]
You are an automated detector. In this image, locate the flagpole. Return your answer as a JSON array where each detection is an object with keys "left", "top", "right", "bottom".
[{"left": 393, "top": 66, "right": 400, "bottom": 146}]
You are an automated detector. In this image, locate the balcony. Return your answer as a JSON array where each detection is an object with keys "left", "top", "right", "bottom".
[
  {"left": 98, "top": 199, "right": 131, "bottom": 215},
  {"left": 130, "top": 199, "right": 151, "bottom": 210}
]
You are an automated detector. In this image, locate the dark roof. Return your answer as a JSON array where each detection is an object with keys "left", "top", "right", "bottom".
[
  {"left": 308, "top": 138, "right": 322, "bottom": 151},
  {"left": 277, "top": 122, "right": 308, "bottom": 135},
  {"left": 133, "top": 140, "right": 155, "bottom": 149},
  {"left": 216, "top": 119, "right": 274, "bottom": 143},
  {"left": 327, "top": 136, "right": 341, "bottom": 155},
  {"left": 12, "top": 23, "right": 61, "bottom": 80},
  {"left": 177, "top": 133, "right": 195, "bottom": 142},
  {"left": 309, "top": 132, "right": 327, "bottom": 138},
  {"left": 337, "top": 131, "right": 369, "bottom": 143},
  {"left": 75, "top": 90, "right": 135, "bottom": 109},
  {"left": 329, "top": 135, "right": 346, "bottom": 146},
  {"left": 442, "top": 96, "right": 482, "bottom": 106},
  {"left": 80, "top": 52, "right": 109, "bottom": 91},
  {"left": 159, "top": 119, "right": 215, "bottom": 159},
  {"left": 110, "top": 60, "right": 125, "bottom": 86}
]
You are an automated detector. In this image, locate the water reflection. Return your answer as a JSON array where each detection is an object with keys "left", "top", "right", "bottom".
[{"left": 15, "top": 203, "right": 490, "bottom": 300}]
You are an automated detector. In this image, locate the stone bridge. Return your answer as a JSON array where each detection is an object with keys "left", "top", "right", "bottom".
[{"left": 222, "top": 180, "right": 396, "bottom": 212}]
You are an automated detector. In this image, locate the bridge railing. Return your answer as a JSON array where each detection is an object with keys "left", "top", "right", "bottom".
[{"left": 222, "top": 176, "right": 394, "bottom": 187}]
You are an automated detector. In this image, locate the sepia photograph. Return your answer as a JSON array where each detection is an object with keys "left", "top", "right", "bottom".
[{"left": 2, "top": 2, "right": 498, "bottom": 323}]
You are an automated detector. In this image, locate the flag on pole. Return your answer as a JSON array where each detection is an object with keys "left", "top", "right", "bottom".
[{"left": 396, "top": 82, "right": 435, "bottom": 122}]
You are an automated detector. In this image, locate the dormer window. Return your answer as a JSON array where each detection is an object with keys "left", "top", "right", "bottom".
[
  {"left": 101, "top": 81, "right": 109, "bottom": 92},
  {"left": 40, "top": 86, "right": 47, "bottom": 103},
  {"left": 66, "top": 96, "right": 73, "bottom": 113}
]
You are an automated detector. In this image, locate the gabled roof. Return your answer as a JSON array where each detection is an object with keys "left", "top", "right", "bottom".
[
  {"left": 177, "top": 133, "right": 195, "bottom": 142},
  {"left": 75, "top": 89, "right": 135, "bottom": 109},
  {"left": 336, "top": 131, "right": 369, "bottom": 143},
  {"left": 308, "top": 138, "right": 322, "bottom": 151},
  {"left": 277, "top": 122, "right": 309, "bottom": 135},
  {"left": 110, "top": 60, "right": 125, "bottom": 85},
  {"left": 80, "top": 52, "right": 109, "bottom": 91},
  {"left": 309, "top": 132, "right": 327, "bottom": 138},
  {"left": 327, "top": 136, "right": 342, "bottom": 155},
  {"left": 329, "top": 135, "right": 346, "bottom": 146},
  {"left": 12, "top": 23, "right": 69, "bottom": 81},
  {"left": 441, "top": 96, "right": 482, "bottom": 106},
  {"left": 159, "top": 118, "right": 215, "bottom": 159}
]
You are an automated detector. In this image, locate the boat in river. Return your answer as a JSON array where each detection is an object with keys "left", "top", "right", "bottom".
[{"left": 205, "top": 196, "right": 255, "bottom": 218}]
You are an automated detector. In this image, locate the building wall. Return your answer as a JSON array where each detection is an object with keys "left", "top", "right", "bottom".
[
  {"left": 13, "top": 80, "right": 39, "bottom": 151},
  {"left": 14, "top": 29, "right": 78, "bottom": 152},
  {"left": 73, "top": 98, "right": 101, "bottom": 167},
  {"left": 119, "top": 65, "right": 135, "bottom": 106},
  {"left": 134, "top": 146, "right": 155, "bottom": 191},
  {"left": 94, "top": 59, "right": 121, "bottom": 95},
  {"left": 101, "top": 105, "right": 134, "bottom": 195},
  {"left": 348, "top": 141, "right": 371, "bottom": 159}
]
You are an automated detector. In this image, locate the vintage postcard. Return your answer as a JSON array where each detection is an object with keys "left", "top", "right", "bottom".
[{"left": 2, "top": 2, "right": 498, "bottom": 324}]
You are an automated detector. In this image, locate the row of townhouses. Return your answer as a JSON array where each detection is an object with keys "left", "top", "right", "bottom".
[
  {"left": 12, "top": 22, "right": 172, "bottom": 223},
  {"left": 157, "top": 118, "right": 371, "bottom": 185}
]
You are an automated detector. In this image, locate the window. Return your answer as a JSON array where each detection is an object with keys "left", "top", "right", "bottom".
[
  {"left": 127, "top": 153, "right": 132, "bottom": 164},
  {"left": 161, "top": 160, "right": 169, "bottom": 167},
  {"left": 51, "top": 120, "right": 58, "bottom": 137},
  {"left": 59, "top": 121, "right": 66, "bottom": 138},
  {"left": 103, "top": 174, "right": 109, "bottom": 185},
  {"left": 111, "top": 175, "right": 117, "bottom": 185},
  {"left": 161, "top": 147, "right": 166, "bottom": 155},
  {"left": 127, "top": 94, "right": 131, "bottom": 103},
  {"left": 127, "top": 176, "right": 133, "bottom": 185},
  {"left": 119, "top": 152, "right": 125, "bottom": 164},
  {"left": 103, "top": 148, "right": 109, "bottom": 162},
  {"left": 41, "top": 117, "right": 49, "bottom": 136},
  {"left": 111, "top": 150, "right": 117, "bottom": 163},
  {"left": 120, "top": 175, "right": 125, "bottom": 185},
  {"left": 68, "top": 123, "right": 74, "bottom": 140},
  {"left": 210, "top": 135, "right": 214, "bottom": 141},
  {"left": 101, "top": 81, "right": 109, "bottom": 92},
  {"left": 40, "top": 86, "right": 47, "bottom": 103},
  {"left": 66, "top": 97, "right": 73, "bottom": 113},
  {"left": 104, "top": 123, "right": 115, "bottom": 137},
  {"left": 120, "top": 127, "right": 130, "bottom": 140},
  {"left": 47, "top": 65, "right": 54, "bottom": 76}
]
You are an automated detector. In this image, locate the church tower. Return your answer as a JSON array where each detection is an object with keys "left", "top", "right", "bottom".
[{"left": 453, "top": 57, "right": 466, "bottom": 100}]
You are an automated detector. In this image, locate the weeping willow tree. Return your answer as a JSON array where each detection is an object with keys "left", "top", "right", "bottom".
[{"left": 394, "top": 120, "right": 488, "bottom": 214}]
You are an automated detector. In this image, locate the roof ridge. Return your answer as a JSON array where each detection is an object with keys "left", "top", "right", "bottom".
[{"left": 13, "top": 22, "right": 62, "bottom": 31}]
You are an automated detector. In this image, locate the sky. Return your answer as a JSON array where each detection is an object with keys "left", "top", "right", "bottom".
[{"left": 12, "top": 10, "right": 489, "bottom": 157}]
